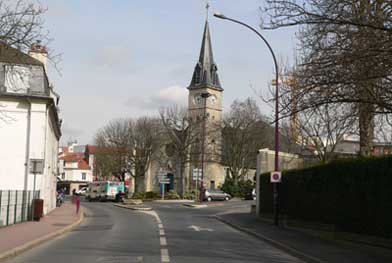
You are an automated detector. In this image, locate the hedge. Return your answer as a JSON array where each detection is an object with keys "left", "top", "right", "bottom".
[{"left": 259, "top": 156, "right": 392, "bottom": 238}]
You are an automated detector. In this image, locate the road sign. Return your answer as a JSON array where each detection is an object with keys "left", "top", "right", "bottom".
[
  {"left": 270, "top": 171, "right": 282, "bottom": 183},
  {"left": 29, "top": 159, "right": 44, "bottom": 174},
  {"left": 159, "top": 179, "right": 170, "bottom": 184},
  {"left": 192, "top": 168, "right": 202, "bottom": 180}
]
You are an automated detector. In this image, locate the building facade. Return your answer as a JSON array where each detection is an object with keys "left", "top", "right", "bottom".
[{"left": 0, "top": 43, "right": 61, "bottom": 214}]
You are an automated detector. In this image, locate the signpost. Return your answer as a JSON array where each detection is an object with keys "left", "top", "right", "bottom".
[
  {"left": 29, "top": 159, "right": 44, "bottom": 220},
  {"left": 192, "top": 168, "right": 202, "bottom": 202},
  {"left": 158, "top": 172, "right": 170, "bottom": 200}
]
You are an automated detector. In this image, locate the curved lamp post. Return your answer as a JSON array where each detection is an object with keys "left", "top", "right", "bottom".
[
  {"left": 200, "top": 92, "right": 211, "bottom": 202},
  {"left": 214, "top": 12, "right": 280, "bottom": 226}
]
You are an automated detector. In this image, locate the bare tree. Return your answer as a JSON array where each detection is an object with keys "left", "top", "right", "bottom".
[
  {"left": 94, "top": 119, "right": 131, "bottom": 182},
  {"left": 159, "top": 105, "right": 202, "bottom": 195},
  {"left": 0, "top": 1, "right": 49, "bottom": 53},
  {"left": 222, "top": 98, "right": 269, "bottom": 187},
  {"left": 291, "top": 104, "right": 357, "bottom": 163},
  {"left": 261, "top": 0, "right": 392, "bottom": 156},
  {"left": 94, "top": 117, "right": 163, "bottom": 193}
]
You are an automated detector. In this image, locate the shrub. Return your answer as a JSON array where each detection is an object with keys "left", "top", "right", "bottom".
[
  {"left": 221, "top": 178, "right": 255, "bottom": 197},
  {"left": 145, "top": 191, "right": 160, "bottom": 199},
  {"left": 183, "top": 190, "right": 197, "bottom": 200},
  {"left": 132, "top": 192, "right": 145, "bottom": 199},
  {"left": 166, "top": 190, "right": 180, "bottom": 200},
  {"left": 258, "top": 156, "right": 392, "bottom": 238}
]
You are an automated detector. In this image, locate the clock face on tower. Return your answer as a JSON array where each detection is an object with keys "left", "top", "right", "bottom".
[
  {"left": 193, "top": 93, "right": 217, "bottom": 106},
  {"left": 193, "top": 94, "right": 204, "bottom": 106}
]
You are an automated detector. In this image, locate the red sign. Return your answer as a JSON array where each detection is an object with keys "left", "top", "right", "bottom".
[{"left": 270, "top": 171, "right": 282, "bottom": 183}]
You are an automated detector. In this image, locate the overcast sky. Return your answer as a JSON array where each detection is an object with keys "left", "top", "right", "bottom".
[{"left": 41, "top": 0, "right": 297, "bottom": 145}]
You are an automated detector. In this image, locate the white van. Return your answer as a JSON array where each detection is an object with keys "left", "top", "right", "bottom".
[{"left": 86, "top": 181, "right": 125, "bottom": 202}]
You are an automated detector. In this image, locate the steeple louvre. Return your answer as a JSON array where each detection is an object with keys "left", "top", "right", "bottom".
[{"left": 189, "top": 21, "right": 223, "bottom": 91}]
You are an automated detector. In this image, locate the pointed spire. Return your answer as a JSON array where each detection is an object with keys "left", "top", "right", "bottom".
[{"left": 189, "top": 13, "right": 223, "bottom": 91}]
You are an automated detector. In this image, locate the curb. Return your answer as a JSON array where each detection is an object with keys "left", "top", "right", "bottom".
[
  {"left": 153, "top": 199, "right": 195, "bottom": 203},
  {"left": 214, "top": 215, "right": 326, "bottom": 263},
  {"left": 113, "top": 204, "right": 153, "bottom": 211},
  {"left": 182, "top": 203, "right": 208, "bottom": 208},
  {"left": 0, "top": 208, "right": 84, "bottom": 262}
]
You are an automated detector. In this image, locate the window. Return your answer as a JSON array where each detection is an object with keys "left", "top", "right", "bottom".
[
  {"left": 61, "top": 173, "right": 65, "bottom": 180},
  {"left": 82, "top": 173, "right": 86, "bottom": 180}
]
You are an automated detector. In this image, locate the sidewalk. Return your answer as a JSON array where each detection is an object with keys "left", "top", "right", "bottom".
[
  {"left": 0, "top": 202, "right": 83, "bottom": 261},
  {"left": 216, "top": 212, "right": 392, "bottom": 263}
]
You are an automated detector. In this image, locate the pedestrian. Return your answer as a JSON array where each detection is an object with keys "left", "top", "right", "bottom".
[
  {"left": 72, "top": 189, "right": 76, "bottom": 204},
  {"left": 75, "top": 193, "right": 80, "bottom": 214}
]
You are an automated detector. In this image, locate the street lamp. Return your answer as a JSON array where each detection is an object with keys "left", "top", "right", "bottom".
[
  {"left": 214, "top": 12, "right": 281, "bottom": 226},
  {"left": 200, "top": 92, "right": 211, "bottom": 202}
]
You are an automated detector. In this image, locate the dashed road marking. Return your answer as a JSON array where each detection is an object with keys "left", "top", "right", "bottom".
[
  {"left": 161, "top": 248, "right": 170, "bottom": 262},
  {"left": 138, "top": 210, "right": 170, "bottom": 262},
  {"left": 160, "top": 236, "right": 167, "bottom": 246}
]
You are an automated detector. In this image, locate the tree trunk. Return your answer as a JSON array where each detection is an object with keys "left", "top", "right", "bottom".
[
  {"left": 358, "top": 87, "right": 374, "bottom": 157},
  {"left": 134, "top": 175, "right": 145, "bottom": 193}
]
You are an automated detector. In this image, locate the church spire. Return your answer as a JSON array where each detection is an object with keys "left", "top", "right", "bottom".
[{"left": 188, "top": 4, "right": 222, "bottom": 91}]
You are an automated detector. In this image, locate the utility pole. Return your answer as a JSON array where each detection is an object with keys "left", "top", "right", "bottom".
[{"left": 199, "top": 92, "right": 211, "bottom": 202}]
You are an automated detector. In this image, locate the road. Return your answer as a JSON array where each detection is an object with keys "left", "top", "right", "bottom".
[{"left": 6, "top": 200, "right": 303, "bottom": 263}]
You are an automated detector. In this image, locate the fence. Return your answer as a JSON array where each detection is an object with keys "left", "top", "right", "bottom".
[{"left": 0, "top": 190, "right": 40, "bottom": 227}]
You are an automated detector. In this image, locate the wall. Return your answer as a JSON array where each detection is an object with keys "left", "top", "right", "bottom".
[
  {"left": 256, "top": 148, "right": 303, "bottom": 216},
  {"left": 0, "top": 97, "right": 58, "bottom": 214},
  {"left": 64, "top": 169, "right": 93, "bottom": 182}
]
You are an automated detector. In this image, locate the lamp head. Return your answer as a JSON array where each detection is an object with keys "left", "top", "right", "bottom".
[{"left": 213, "top": 12, "right": 227, "bottom": 19}]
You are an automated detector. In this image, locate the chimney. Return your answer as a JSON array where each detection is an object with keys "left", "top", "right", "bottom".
[{"left": 28, "top": 40, "right": 48, "bottom": 71}]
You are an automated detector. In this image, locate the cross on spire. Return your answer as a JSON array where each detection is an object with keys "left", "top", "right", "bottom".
[{"left": 205, "top": 1, "right": 210, "bottom": 20}]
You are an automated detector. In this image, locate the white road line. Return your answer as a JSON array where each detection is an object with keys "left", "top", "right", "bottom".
[
  {"left": 138, "top": 210, "right": 170, "bottom": 262},
  {"left": 161, "top": 248, "right": 170, "bottom": 262},
  {"left": 160, "top": 236, "right": 167, "bottom": 246}
]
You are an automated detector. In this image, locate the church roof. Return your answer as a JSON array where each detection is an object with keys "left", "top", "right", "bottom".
[{"left": 188, "top": 21, "right": 223, "bottom": 91}]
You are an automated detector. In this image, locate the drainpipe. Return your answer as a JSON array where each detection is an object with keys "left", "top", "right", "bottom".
[
  {"left": 24, "top": 98, "right": 32, "bottom": 191},
  {"left": 23, "top": 98, "right": 31, "bottom": 220}
]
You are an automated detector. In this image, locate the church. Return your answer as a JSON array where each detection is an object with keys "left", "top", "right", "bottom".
[{"left": 141, "top": 16, "right": 227, "bottom": 195}]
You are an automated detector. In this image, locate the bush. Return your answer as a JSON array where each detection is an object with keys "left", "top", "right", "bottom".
[
  {"left": 132, "top": 192, "right": 145, "bottom": 199},
  {"left": 145, "top": 191, "right": 160, "bottom": 199},
  {"left": 221, "top": 178, "right": 255, "bottom": 197},
  {"left": 258, "top": 156, "right": 392, "bottom": 238},
  {"left": 166, "top": 190, "right": 180, "bottom": 200},
  {"left": 183, "top": 190, "right": 197, "bottom": 200}
]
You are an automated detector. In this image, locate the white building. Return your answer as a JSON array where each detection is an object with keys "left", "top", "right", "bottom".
[
  {"left": 58, "top": 143, "right": 93, "bottom": 194},
  {"left": 0, "top": 43, "right": 61, "bottom": 214}
]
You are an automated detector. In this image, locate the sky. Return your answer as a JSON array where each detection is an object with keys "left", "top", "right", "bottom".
[{"left": 40, "top": 0, "right": 298, "bottom": 145}]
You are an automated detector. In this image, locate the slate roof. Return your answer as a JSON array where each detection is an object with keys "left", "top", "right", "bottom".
[
  {"left": 189, "top": 21, "right": 223, "bottom": 91},
  {"left": 0, "top": 43, "right": 43, "bottom": 66}
]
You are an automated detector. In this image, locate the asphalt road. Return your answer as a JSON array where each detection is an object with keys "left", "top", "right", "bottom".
[{"left": 6, "top": 200, "right": 303, "bottom": 263}]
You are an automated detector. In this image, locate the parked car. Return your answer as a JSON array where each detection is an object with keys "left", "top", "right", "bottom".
[
  {"left": 204, "top": 189, "right": 231, "bottom": 202},
  {"left": 244, "top": 188, "right": 256, "bottom": 200}
]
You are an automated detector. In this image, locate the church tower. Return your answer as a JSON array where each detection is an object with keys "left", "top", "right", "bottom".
[{"left": 187, "top": 13, "right": 224, "bottom": 190}]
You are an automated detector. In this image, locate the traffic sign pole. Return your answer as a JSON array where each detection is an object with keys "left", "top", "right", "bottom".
[
  {"left": 161, "top": 183, "right": 164, "bottom": 200},
  {"left": 270, "top": 171, "right": 282, "bottom": 226}
]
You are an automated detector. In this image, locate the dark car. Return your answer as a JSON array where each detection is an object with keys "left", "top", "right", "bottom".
[
  {"left": 244, "top": 188, "right": 256, "bottom": 200},
  {"left": 204, "top": 189, "right": 231, "bottom": 202}
]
